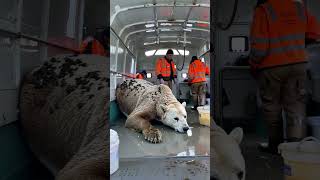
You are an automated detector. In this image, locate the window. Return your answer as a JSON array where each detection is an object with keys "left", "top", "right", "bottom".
[
  {"left": 145, "top": 49, "right": 190, "bottom": 57},
  {"left": 131, "top": 58, "right": 135, "bottom": 74},
  {"left": 147, "top": 73, "right": 152, "bottom": 78},
  {"left": 229, "top": 36, "right": 248, "bottom": 52},
  {"left": 110, "top": 45, "right": 124, "bottom": 54}
]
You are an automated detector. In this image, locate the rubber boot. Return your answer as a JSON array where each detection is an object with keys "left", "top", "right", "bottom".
[{"left": 258, "top": 125, "right": 283, "bottom": 155}]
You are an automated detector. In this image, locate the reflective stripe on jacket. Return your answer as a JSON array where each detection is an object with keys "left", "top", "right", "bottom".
[
  {"left": 188, "top": 59, "right": 207, "bottom": 83},
  {"left": 155, "top": 57, "right": 177, "bottom": 78},
  {"left": 250, "top": 0, "right": 320, "bottom": 69}
]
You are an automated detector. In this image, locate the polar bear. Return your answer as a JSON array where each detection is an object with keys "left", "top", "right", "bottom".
[
  {"left": 211, "top": 122, "right": 246, "bottom": 180},
  {"left": 116, "top": 79, "right": 189, "bottom": 143},
  {"left": 19, "top": 54, "right": 108, "bottom": 180}
]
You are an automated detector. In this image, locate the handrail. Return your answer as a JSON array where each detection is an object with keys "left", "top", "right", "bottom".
[
  {"left": 0, "top": 28, "right": 79, "bottom": 53},
  {"left": 110, "top": 27, "right": 137, "bottom": 59},
  {"left": 199, "top": 49, "right": 210, "bottom": 58},
  {"left": 110, "top": 70, "right": 136, "bottom": 79}
]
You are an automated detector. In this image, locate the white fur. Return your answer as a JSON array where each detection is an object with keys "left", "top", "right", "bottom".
[
  {"left": 212, "top": 124, "right": 246, "bottom": 180},
  {"left": 160, "top": 103, "right": 189, "bottom": 133}
]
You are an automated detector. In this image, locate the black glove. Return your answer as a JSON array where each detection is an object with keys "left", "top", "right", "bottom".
[{"left": 157, "top": 74, "right": 163, "bottom": 79}]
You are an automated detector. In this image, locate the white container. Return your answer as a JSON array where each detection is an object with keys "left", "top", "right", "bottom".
[
  {"left": 278, "top": 137, "right": 320, "bottom": 180},
  {"left": 110, "top": 129, "right": 119, "bottom": 175},
  {"left": 308, "top": 116, "right": 320, "bottom": 140}
]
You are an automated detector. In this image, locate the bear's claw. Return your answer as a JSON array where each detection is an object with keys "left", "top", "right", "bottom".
[{"left": 143, "top": 128, "right": 162, "bottom": 143}]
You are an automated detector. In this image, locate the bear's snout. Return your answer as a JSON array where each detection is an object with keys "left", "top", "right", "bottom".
[{"left": 183, "top": 127, "right": 189, "bottom": 132}]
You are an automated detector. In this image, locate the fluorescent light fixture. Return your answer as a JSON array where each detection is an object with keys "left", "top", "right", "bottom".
[
  {"left": 147, "top": 73, "right": 152, "bottom": 78},
  {"left": 182, "top": 73, "right": 187, "bottom": 78},
  {"left": 145, "top": 23, "right": 155, "bottom": 28},
  {"left": 146, "top": 29, "right": 155, "bottom": 33},
  {"left": 145, "top": 50, "right": 156, "bottom": 56},
  {"left": 160, "top": 23, "right": 173, "bottom": 26},
  {"left": 186, "top": 23, "right": 193, "bottom": 27},
  {"left": 144, "top": 41, "right": 157, "bottom": 46},
  {"left": 161, "top": 28, "right": 172, "bottom": 32},
  {"left": 145, "top": 49, "right": 190, "bottom": 56},
  {"left": 178, "top": 50, "right": 190, "bottom": 56},
  {"left": 183, "top": 28, "right": 192, "bottom": 32}
]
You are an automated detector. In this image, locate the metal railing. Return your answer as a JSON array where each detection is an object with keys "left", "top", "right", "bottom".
[{"left": 0, "top": 28, "right": 79, "bottom": 53}]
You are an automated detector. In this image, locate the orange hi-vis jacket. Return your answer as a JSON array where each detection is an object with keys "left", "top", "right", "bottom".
[
  {"left": 188, "top": 59, "right": 208, "bottom": 84},
  {"left": 136, "top": 73, "right": 144, "bottom": 79},
  {"left": 155, "top": 57, "right": 177, "bottom": 78},
  {"left": 79, "top": 37, "right": 106, "bottom": 56},
  {"left": 250, "top": 0, "right": 320, "bottom": 69}
]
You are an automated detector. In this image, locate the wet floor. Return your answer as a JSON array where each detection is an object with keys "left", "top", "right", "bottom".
[
  {"left": 111, "top": 156, "right": 210, "bottom": 180},
  {"left": 111, "top": 106, "right": 210, "bottom": 158},
  {"left": 241, "top": 134, "right": 284, "bottom": 180}
]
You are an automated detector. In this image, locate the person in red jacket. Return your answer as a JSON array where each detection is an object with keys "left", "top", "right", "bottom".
[
  {"left": 249, "top": 0, "right": 320, "bottom": 154},
  {"left": 155, "top": 49, "right": 177, "bottom": 90},
  {"left": 188, "top": 56, "right": 209, "bottom": 110}
]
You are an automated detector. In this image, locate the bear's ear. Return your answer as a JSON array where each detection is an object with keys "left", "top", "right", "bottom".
[
  {"left": 181, "top": 102, "right": 186, "bottom": 107},
  {"left": 229, "top": 127, "right": 243, "bottom": 144},
  {"left": 160, "top": 104, "right": 169, "bottom": 113}
]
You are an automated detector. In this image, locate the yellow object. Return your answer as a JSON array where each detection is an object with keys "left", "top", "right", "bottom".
[
  {"left": 278, "top": 137, "right": 320, "bottom": 180},
  {"left": 197, "top": 106, "right": 210, "bottom": 127},
  {"left": 283, "top": 160, "right": 320, "bottom": 180}
]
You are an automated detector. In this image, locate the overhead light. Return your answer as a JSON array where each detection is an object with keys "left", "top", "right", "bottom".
[
  {"left": 161, "top": 28, "right": 172, "bottom": 32},
  {"left": 145, "top": 24, "right": 155, "bottom": 28},
  {"left": 183, "top": 28, "right": 192, "bottom": 32},
  {"left": 144, "top": 41, "right": 157, "bottom": 46},
  {"left": 186, "top": 23, "right": 193, "bottom": 27},
  {"left": 160, "top": 23, "right": 173, "bottom": 26},
  {"left": 146, "top": 29, "right": 155, "bottom": 33}
]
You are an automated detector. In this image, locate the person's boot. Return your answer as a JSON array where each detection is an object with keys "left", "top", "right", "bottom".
[
  {"left": 258, "top": 142, "right": 280, "bottom": 155},
  {"left": 258, "top": 126, "right": 283, "bottom": 155}
]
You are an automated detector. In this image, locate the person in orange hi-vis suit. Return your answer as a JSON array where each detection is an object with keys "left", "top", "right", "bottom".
[
  {"left": 155, "top": 49, "right": 177, "bottom": 90},
  {"left": 188, "top": 56, "right": 209, "bottom": 110},
  {"left": 249, "top": 0, "right": 320, "bottom": 154},
  {"left": 79, "top": 29, "right": 108, "bottom": 56},
  {"left": 136, "top": 70, "right": 147, "bottom": 79}
]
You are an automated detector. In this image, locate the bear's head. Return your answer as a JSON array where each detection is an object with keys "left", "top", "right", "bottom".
[
  {"left": 211, "top": 126, "right": 246, "bottom": 180},
  {"left": 159, "top": 102, "right": 190, "bottom": 133}
]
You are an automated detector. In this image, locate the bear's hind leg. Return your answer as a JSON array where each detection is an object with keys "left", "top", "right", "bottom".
[{"left": 125, "top": 113, "right": 162, "bottom": 143}]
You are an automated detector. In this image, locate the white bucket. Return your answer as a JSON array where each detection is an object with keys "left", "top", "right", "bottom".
[
  {"left": 110, "top": 129, "right": 119, "bottom": 175},
  {"left": 278, "top": 137, "right": 320, "bottom": 180},
  {"left": 308, "top": 116, "right": 320, "bottom": 140}
]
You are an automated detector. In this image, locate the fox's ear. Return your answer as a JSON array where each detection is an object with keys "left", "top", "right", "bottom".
[{"left": 229, "top": 127, "right": 243, "bottom": 144}]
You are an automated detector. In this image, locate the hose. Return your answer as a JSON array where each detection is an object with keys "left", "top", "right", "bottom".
[
  {"left": 217, "top": 0, "right": 238, "bottom": 30},
  {"left": 176, "top": 46, "right": 186, "bottom": 71}
]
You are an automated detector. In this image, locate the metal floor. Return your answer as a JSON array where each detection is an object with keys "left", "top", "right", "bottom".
[
  {"left": 111, "top": 106, "right": 210, "bottom": 158},
  {"left": 111, "top": 156, "right": 210, "bottom": 180},
  {"left": 241, "top": 134, "right": 284, "bottom": 180}
]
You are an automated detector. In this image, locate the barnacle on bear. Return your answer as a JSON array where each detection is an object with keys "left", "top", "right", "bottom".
[{"left": 116, "top": 79, "right": 189, "bottom": 143}]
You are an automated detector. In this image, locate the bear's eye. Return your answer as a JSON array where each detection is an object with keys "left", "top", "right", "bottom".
[
  {"left": 184, "top": 116, "right": 186, "bottom": 118},
  {"left": 174, "top": 117, "right": 179, "bottom": 121}
]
